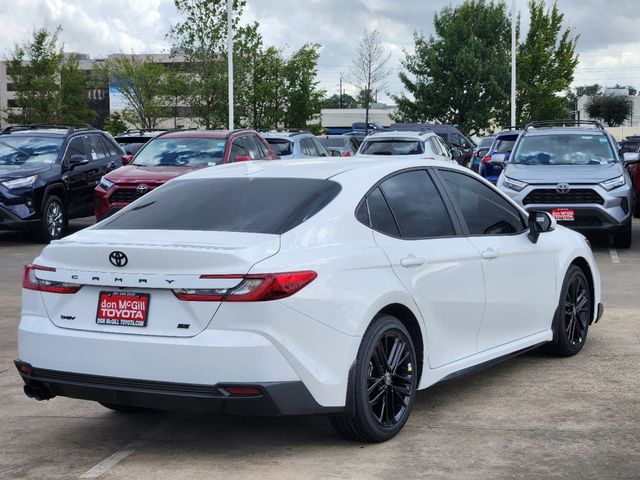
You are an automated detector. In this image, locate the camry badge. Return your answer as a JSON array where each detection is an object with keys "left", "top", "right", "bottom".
[
  {"left": 556, "top": 183, "right": 570, "bottom": 194},
  {"left": 109, "top": 251, "right": 128, "bottom": 267},
  {"left": 137, "top": 184, "right": 149, "bottom": 194}
]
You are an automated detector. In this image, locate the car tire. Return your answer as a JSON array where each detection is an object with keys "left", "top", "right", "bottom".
[
  {"left": 546, "top": 265, "right": 591, "bottom": 357},
  {"left": 613, "top": 222, "right": 632, "bottom": 249},
  {"left": 39, "top": 195, "right": 67, "bottom": 242},
  {"left": 633, "top": 199, "right": 640, "bottom": 219},
  {"left": 99, "top": 402, "right": 154, "bottom": 413},
  {"left": 329, "top": 314, "right": 418, "bottom": 443}
]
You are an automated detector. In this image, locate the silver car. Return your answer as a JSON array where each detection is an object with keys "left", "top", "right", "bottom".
[{"left": 497, "top": 120, "right": 640, "bottom": 248}]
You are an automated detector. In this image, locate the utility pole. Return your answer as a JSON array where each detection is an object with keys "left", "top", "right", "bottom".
[
  {"left": 510, "top": 0, "right": 516, "bottom": 127},
  {"left": 339, "top": 76, "right": 343, "bottom": 109},
  {"left": 227, "top": 0, "right": 234, "bottom": 130}
]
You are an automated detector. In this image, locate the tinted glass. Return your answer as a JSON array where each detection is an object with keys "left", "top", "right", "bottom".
[
  {"left": 440, "top": 170, "right": 526, "bottom": 235},
  {"left": 266, "top": 139, "right": 293, "bottom": 156},
  {"left": 493, "top": 135, "right": 518, "bottom": 154},
  {"left": 230, "top": 139, "right": 247, "bottom": 160},
  {"left": 360, "top": 140, "right": 424, "bottom": 155},
  {"left": 243, "top": 136, "right": 263, "bottom": 160},
  {"left": 478, "top": 136, "right": 495, "bottom": 148},
  {"left": 86, "top": 135, "right": 108, "bottom": 160},
  {"left": 255, "top": 137, "right": 269, "bottom": 157},
  {"left": 99, "top": 178, "right": 341, "bottom": 234},
  {"left": 0, "top": 136, "right": 63, "bottom": 165},
  {"left": 381, "top": 170, "right": 454, "bottom": 238},
  {"left": 100, "top": 137, "right": 120, "bottom": 157},
  {"left": 133, "top": 137, "right": 228, "bottom": 166},
  {"left": 118, "top": 142, "right": 146, "bottom": 155},
  {"left": 64, "top": 137, "right": 86, "bottom": 161},
  {"left": 301, "top": 138, "right": 318, "bottom": 156},
  {"left": 312, "top": 138, "right": 330, "bottom": 156},
  {"left": 512, "top": 133, "right": 616, "bottom": 165},
  {"left": 322, "top": 137, "right": 348, "bottom": 148},
  {"left": 366, "top": 188, "right": 400, "bottom": 237}
]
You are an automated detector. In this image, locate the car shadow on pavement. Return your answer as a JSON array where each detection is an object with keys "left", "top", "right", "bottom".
[{"left": 0, "top": 218, "right": 95, "bottom": 246}]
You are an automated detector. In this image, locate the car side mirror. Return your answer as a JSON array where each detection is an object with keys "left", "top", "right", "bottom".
[
  {"left": 234, "top": 154, "right": 252, "bottom": 162},
  {"left": 69, "top": 154, "right": 89, "bottom": 168},
  {"left": 528, "top": 210, "right": 556, "bottom": 244},
  {"left": 623, "top": 152, "right": 640, "bottom": 166},
  {"left": 122, "top": 154, "right": 134, "bottom": 165}
]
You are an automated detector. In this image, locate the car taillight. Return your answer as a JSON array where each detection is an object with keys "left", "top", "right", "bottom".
[
  {"left": 23, "top": 264, "right": 82, "bottom": 294},
  {"left": 482, "top": 155, "right": 492, "bottom": 164},
  {"left": 472, "top": 152, "right": 478, "bottom": 158},
  {"left": 173, "top": 271, "right": 317, "bottom": 302},
  {"left": 341, "top": 151, "right": 351, "bottom": 157}
]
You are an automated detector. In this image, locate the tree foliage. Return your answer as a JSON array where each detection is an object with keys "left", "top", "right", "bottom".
[
  {"left": 6, "top": 26, "right": 93, "bottom": 125},
  {"left": 284, "top": 43, "right": 325, "bottom": 129},
  {"left": 393, "top": 0, "right": 511, "bottom": 136},
  {"left": 586, "top": 95, "right": 633, "bottom": 127},
  {"left": 102, "top": 112, "right": 128, "bottom": 136},
  {"left": 515, "top": 0, "right": 579, "bottom": 123},
  {"left": 321, "top": 93, "right": 358, "bottom": 109},
  {"left": 350, "top": 31, "right": 391, "bottom": 127}
]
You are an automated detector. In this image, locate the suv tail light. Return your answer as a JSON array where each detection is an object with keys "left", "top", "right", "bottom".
[
  {"left": 341, "top": 151, "right": 351, "bottom": 157},
  {"left": 482, "top": 155, "right": 492, "bottom": 164},
  {"left": 23, "top": 264, "right": 82, "bottom": 294},
  {"left": 173, "top": 271, "right": 317, "bottom": 302}
]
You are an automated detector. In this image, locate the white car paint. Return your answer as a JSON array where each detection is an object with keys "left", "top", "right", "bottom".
[
  {"left": 18, "top": 158, "right": 601, "bottom": 411},
  {"left": 356, "top": 130, "right": 455, "bottom": 163}
]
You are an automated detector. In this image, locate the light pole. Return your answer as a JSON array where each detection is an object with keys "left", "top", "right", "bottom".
[
  {"left": 510, "top": 0, "right": 516, "bottom": 127},
  {"left": 227, "top": 0, "right": 234, "bottom": 130}
]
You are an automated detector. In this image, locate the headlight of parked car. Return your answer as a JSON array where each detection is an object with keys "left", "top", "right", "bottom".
[
  {"left": 503, "top": 177, "right": 528, "bottom": 192},
  {"left": 599, "top": 175, "right": 625, "bottom": 191},
  {"left": 1, "top": 174, "right": 38, "bottom": 190},
  {"left": 98, "top": 177, "right": 115, "bottom": 190}
]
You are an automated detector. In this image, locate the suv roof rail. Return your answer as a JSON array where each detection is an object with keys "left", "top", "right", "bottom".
[
  {"left": 1, "top": 123, "right": 97, "bottom": 135},
  {"left": 373, "top": 128, "right": 432, "bottom": 135},
  {"left": 523, "top": 119, "right": 605, "bottom": 132},
  {"left": 119, "top": 128, "right": 169, "bottom": 135},
  {"left": 499, "top": 125, "right": 525, "bottom": 131}
]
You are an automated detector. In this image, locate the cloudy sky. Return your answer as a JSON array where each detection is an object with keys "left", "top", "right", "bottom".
[{"left": 1, "top": 0, "right": 639, "bottom": 102}]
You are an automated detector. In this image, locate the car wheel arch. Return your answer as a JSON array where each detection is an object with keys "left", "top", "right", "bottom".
[
  {"left": 42, "top": 184, "right": 68, "bottom": 209},
  {"left": 569, "top": 256, "right": 595, "bottom": 323}
]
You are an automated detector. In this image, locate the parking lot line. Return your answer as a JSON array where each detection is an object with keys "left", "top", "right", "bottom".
[
  {"left": 79, "top": 439, "right": 145, "bottom": 479},
  {"left": 608, "top": 247, "right": 620, "bottom": 264}
]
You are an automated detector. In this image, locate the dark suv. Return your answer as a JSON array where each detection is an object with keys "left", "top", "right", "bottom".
[{"left": 0, "top": 125, "right": 125, "bottom": 241}]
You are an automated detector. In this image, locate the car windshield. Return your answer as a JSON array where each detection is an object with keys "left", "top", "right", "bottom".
[
  {"left": 511, "top": 133, "right": 617, "bottom": 165},
  {"left": 133, "top": 137, "right": 227, "bottom": 166},
  {"left": 98, "top": 178, "right": 342, "bottom": 235},
  {"left": 0, "top": 136, "right": 63, "bottom": 165},
  {"left": 266, "top": 139, "right": 292, "bottom": 156},
  {"left": 360, "top": 140, "right": 424, "bottom": 155}
]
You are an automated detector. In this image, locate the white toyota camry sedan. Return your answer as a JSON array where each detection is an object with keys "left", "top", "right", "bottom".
[{"left": 16, "top": 158, "right": 602, "bottom": 442}]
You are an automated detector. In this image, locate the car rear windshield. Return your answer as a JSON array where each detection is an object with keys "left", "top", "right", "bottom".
[
  {"left": 322, "top": 137, "right": 348, "bottom": 148},
  {"left": 133, "top": 137, "right": 227, "bottom": 166},
  {"left": 0, "top": 136, "right": 63, "bottom": 165},
  {"left": 265, "top": 139, "right": 293, "bottom": 156},
  {"left": 512, "top": 133, "right": 616, "bottom": 165},
  {"left": 98, "top": 177, "right": 341, "bottom": 234},
  {"left": 493, "top": 135, "right": 518, "bottom": 154},
  {"left": 477, "top": 137, "right": 495, "bottom": 148},
  {"left": 360, "top": 140, "right": 424, "bottom": 155}
]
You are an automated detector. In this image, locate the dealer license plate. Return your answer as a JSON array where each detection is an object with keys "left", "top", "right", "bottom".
[
  {"left": 551, "top": 208, "right": 575, "bottom": 222},
  {"left": 96, "top": 291, "right": 150, "bottom": 327}
]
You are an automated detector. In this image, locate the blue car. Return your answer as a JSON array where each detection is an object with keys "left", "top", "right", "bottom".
[{"left": 480, "top": 129, "right": 522, "bottom": 183}]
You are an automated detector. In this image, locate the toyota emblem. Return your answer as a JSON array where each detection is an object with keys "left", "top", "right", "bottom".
[
  {"left": 137, "top": 184, "right": 149, "bottom": 194},
  {"left": 109, "top": 251, "right": 128, "bottom": 267},
  {"left": 555, "top": 183, "right": 570, "bottom": 194}
]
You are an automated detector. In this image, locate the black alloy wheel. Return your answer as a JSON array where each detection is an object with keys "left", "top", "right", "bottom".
[
  {"left": 547, "top": 265, "right": 592, "bottom": 357},
  {"left": 39, "top": 195, "right": 67, "bottom": 242},
  {"left": 330, "top": 314, "right": 418, "bottom": 442}
]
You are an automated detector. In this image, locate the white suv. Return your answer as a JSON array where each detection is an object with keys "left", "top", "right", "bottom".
[{"left": 356, "top": 130, "right": 460, "bottom": 163}]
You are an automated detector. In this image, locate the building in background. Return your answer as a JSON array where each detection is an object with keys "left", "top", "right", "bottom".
[
  {"left": 576, "top": 88, "right": 640, "bottom": 139},
  {"left": 321, "top": 103, "right": 397, "bottom": 131}
]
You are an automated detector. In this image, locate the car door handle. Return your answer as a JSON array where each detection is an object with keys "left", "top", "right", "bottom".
[
  {"left": 481, "top": 248, "right": 499, "bottom": 260},
  {"left": 107, "top": 162, "right": 116, "bottom": 170},
  {"left": 400, "top": 255, "right": 425, "bottom": 267}
]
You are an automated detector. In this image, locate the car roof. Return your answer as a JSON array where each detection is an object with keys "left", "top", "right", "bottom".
[
  {"left": 159, "top": 130, "right": 244, "bottom": 140},
  {"left": 496, "top": 130, "right": 522, "bottom": 138},
  {"left": 262, "top": 131, "right": 311, "bottom": 141},
  {"left": 178, "top": 157, "right": 465, "bottom": 182},
  {"left": 363, "top": 130, "right": 436, "bottom": 141},
  {"left": 524, "top": 127, "right": 605, "bottom": 137},
  {"left": 1, "top": 129, "right": 68, "bottom": 138}
]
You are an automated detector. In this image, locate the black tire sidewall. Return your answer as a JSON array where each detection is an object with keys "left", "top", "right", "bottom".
[{"left": 353, "top": 315, "right": 417, "bottom": 441}]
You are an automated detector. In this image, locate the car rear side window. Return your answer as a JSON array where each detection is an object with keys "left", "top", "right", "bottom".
[
  {"left": 380, "top": 170, "right": 454, "bottom": 238},
  {"left": 366, "top": 188, "right": 400, "bottom": 237},
  {"left": 439, "top": 170, "right": 526, "bottom": 235},
  {"left": 99, "top": 178, "right": 341, "bottom": 235}
]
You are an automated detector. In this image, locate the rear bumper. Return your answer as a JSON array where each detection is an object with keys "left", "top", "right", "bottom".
[{"left": 15, "top": 361, "right": 340, "bottom": 416}]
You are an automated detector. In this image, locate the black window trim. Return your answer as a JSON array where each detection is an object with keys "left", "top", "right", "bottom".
[
  {"left": 431, "top": 167, "right": 529, "bottom": 238},
  {"left": 354, "top": 166, "right": 465, "bottom": 240}
]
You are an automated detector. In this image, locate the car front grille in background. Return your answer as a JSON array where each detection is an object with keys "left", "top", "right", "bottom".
[
  {"left": 108, "top": 187, "right": 152, "bottom": 204},
  {"left": 523, "top": 188, "right": 604, "bottom": 205}
]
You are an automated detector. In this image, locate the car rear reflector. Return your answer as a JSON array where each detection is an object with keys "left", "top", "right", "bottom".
[
  {"left": 23, "top": 264, "right": 82, "bottom": 294},
  {"left": 173, "top": 271, "right": 317, "bottom": 302},
  {"left": 224, "top": 386, "right": 261, "bottom": 396}
]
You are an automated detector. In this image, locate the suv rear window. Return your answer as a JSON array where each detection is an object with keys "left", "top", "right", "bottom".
[
  {"left": 360, "top": 140, "right": 424, "bottom": 155},
  {"left": 512, "top": 133, "right": 616, "bottom": 165},
  {"left": 99, "top": 178, "right": 341, "bottom": 234},
  {"left": 266, "top": 139, "right": 293, "bottom": 156}
]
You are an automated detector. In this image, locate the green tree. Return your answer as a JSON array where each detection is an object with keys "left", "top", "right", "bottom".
[
  {"left": 104, "top": 54, "right": 171, "bottom": 129},
  {"left": 284, "top": 43, "right": 325, "bottom": 129},
  {"left": 393, "top": 1, "right": 511, "bottom": 136},
  {"left": 102, "top": 112, "right": 128, "bottom": 136},
  {"left": 515, "top": 0, "right": 579, "bottom": 123},
  {"left": 6, "top": 27, "right": 64, "bottom": 124},
  {"left": 321, "top": 93, "right": 358, "bottom": 109},
  {"left": 350, "top": 31, "right": 391, "bottom": 127},
  {"left": 59, "top": 53, "right": 95, "bottom": 125},
  {"left": 169, "top": 0, "right": 255, "bottom": 129},
  {"left": 586, "top": 95, "right": 632, "bottom": 127},
  {"left": 576, "top": 84, "right": 603, "bottom": 97}
]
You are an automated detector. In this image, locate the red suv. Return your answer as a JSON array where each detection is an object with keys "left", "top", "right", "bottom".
[{"left": 95, "top": 129, "right": 278, "bottom": 220}]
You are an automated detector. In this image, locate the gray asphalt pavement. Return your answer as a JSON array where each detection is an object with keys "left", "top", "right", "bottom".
[{"left": 1, "top": 219, "right": 639, "bottom": 479}]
